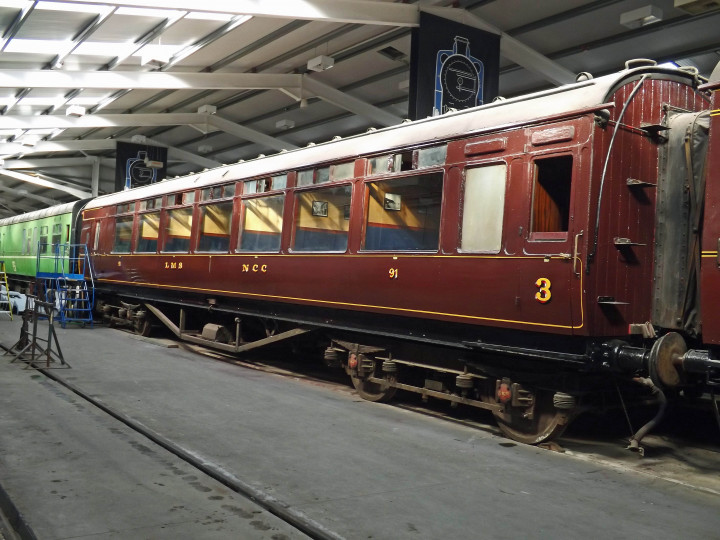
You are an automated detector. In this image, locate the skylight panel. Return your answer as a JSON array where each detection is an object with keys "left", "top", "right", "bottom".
[
  {"left": 116, "top": 6, "right": 185, "bottom": 18},
  {"left": 74, "top": 41, "right": 137, "bottom": 58},
  {"left": 185, "top": 12, "right": 236, "bottom": 21},
  {"left": 0, "top": 1, "right": 31, "bottom": 9},
  {"left": 36, "top": 1, "right": 113, "bottom": 15},
  {"left": 4, "top": 39, "right": 70, "bottom": 54}
]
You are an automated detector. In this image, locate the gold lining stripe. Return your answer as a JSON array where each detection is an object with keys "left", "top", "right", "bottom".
[
  {"left": 98, "top": 256, "right": 585, "bottom": 331},
  {"left": 98, "top": 252, "right": 565, "bottom": 260}
]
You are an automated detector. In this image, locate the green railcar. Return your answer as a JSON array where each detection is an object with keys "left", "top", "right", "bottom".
[{"left": 0, "top": 201, "right": 88, "bottom": 287}]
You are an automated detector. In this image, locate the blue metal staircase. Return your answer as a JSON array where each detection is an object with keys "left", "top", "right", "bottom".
[{"left": 36, "top": 243, "right": 94, "bottom": 328}]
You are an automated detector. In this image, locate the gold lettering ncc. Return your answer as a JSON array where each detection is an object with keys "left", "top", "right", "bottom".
[
  {"left": 242, "top": 264, "right": 268, "bottom": 273},
  {"left": 164, "top": 261, "right": 184, "bottom": 270}
]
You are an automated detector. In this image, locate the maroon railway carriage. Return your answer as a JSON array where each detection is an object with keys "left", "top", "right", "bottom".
[{"left": 81, "top": 60, "right": 720, "bottom": 444}]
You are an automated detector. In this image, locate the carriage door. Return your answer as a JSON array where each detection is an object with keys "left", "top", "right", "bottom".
[{"left": 522, "top": 126, "right": 586, "bottom": 334}]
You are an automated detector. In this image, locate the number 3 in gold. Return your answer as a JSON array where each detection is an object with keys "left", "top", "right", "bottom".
[{"left": 535, "top": 277, "right": 552, "bottom": 303}]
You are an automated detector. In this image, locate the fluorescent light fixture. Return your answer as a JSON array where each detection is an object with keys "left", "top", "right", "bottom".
[
  {"left": 620, "top": 5, "right": 663, "bottom": 28},
  {"left": 65, "top": 104, "right": 86, "bottom": 117},
  {"left": 20, "top": 135, "right": 40, "bottom": 147},
  {"left": 197, "top": 144, "right": 213, "bottom": 154},
  {"left": 139, "top": 44, "right": 178, "bottom": 67},
  {"left": 307, "top": 55, "right": 334, "bottom": 72},
  {"left": 275, "top": 119, "right": 295, "bottom": 130},
  {"left": 144, "top": 158, "right": 164, "bottom": 169}
]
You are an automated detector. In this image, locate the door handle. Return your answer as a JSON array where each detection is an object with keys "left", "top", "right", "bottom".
[{"left": 573, "top": 231, "right": 584, "bottom": 276}]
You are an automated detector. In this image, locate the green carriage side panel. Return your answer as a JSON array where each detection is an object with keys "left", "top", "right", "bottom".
[{"left": 0, "top": 201, "right": 88, "bottom": 280}]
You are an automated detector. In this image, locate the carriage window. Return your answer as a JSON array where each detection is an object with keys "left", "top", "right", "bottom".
[
  {"left": 202, "top": 183, "right": 235, "bottom": 201},
  {"left": 271, "top": 174, "right": 287, "bottom": 190},
  {"left": 460, "top": 164, "right": 507, "bottom": 253},
  {"left": 113, "top": 216, "right": 133, "bottom": 253},
  {"left": 297, "top": 170, "right": 314, "bottom": 187},
  {"left": 93, "top": 222, "right": 100, "bottom": 251},
  {"left": 416, "top": 145, "right": 447, "bottom": 169},
  {"left": 244, "top": 175, "right": 286, "bottom": 194},
  {"left": 136, "top": 212, "right": 160, "bottom": 253},
  {"left": 367, "top": 154, "right": 403, "bottom": 175},
  {"left": 51, "top": 223, "right": 62, "bottom": 247},
  {"left": 531, "top": 155, "right": 573, "bottom": 234},
  {"left": 201, "top": 186, "right": 223, "bottom": 201},
  {"left": 167, "top": 192, "right": 194, "bottom": 206},
  {"left": 364, "top": 173, "right": 443, "bottom": 251},
  {"left": 198, "top": 202, "right": 233, "bottom": 252},
  {"left": 292, "top": 185, "right": 352, "bottom": 252},
  {"left": 239, "top": 195, "right": 284, "bottom": 252},
  {"left": 316, "top": 167, "right": 330, "bottom": 184},
  {"left": 330, "top": 162, "right": 354, "bottom": 181},
  {"left": 164, "top": 208, "right": 193, "bottom": 252},
  {"left": 39, "top": 226, "right": 49, "bottom": 254},
  {"left": 140, "top": 197, "right": 162, "bottom": 210},
  {"left": 117, "top": 202, "right": 133, "bottom": 214},
  {"left": 297, "top": 168, "right": 330, "bottom": 187}
]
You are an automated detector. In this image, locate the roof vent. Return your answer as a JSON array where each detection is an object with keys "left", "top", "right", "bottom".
[
  {"left": 674, "top": 0, "right": 720, "bottom": 14},
  {"left": 378, "top": 46, "right": 408, "bottom": 63}
]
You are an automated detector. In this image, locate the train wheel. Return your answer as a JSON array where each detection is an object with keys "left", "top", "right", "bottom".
[
  {"left": 350, "top": 374, "right": 397, "bottom": 402},
  {"left": 348, "top": 353, "right": 397, "bottom": 402},
  {"left": 483, "top": 382, "right": 570, "bottom": 445}
]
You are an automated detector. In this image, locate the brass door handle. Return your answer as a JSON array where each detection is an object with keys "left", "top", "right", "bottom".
[{"left": 573, "top": 231, "right": 584, "bottom": 276}]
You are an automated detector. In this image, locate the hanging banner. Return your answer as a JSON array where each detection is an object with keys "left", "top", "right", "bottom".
[
  {"left": 114, "top": 142, "right": 168, "bottom": 192},
  {"left": 408, "top": 12, "right": 500, "bottom": 120}
]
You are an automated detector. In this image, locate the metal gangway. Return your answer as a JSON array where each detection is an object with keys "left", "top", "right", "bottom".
[{"left": 36, "top": 243, "right": 94, "bottom": 328}]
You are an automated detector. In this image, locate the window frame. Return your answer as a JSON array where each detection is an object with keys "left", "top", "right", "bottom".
[
  {"left": 237, "top": 192, "right": 286, "bottom": 253},
  {"left": 458, "top": 162, "right": 508, "bottom": 254},
  {"left": 360, "top": 170, "right": 445, "bottom": 253},
  {"left": 290, "top": 182, "right": 353, "bottom": 253},
  {"left": 197, "top": 199, "right": 234, "bottom": 253},
  {"left": 528, "top": 152, "right": 574, "bottom": 242}
]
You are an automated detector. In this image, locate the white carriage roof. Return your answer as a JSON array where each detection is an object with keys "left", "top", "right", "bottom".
[
  {"left": 0, "top": 201, "right": 80, "bottom": 226},
  {"left": 84, "top": 65, "right": 696, "bottom": 211}
]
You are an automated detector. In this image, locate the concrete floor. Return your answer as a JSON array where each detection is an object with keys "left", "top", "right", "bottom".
[{"left": 0, "top": 318, "right": 718, "bottom": 539}]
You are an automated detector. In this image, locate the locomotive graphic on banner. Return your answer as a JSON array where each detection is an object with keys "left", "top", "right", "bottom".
[
  {"left": 434, "top": 36, "right": 484, "bottom": 115},
  {"left": 408, "top": 12, "right": 499, "bottom": 120}
]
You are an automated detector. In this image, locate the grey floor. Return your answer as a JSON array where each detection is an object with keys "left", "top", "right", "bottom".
[{"left": 0, "top": 319, "right": 718, "bottom": 539}]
